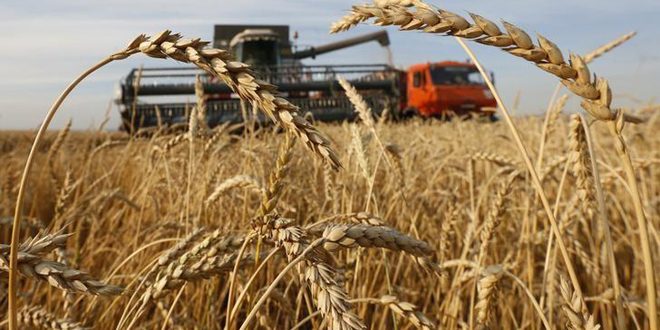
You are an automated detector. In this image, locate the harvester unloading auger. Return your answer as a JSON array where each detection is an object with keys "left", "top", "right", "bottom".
[{"left": 117, "top": 25, "right": 497, "bottom": 132}]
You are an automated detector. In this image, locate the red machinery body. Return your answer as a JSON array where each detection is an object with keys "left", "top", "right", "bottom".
[{"left": 402, "top": 61, "right": 497, "bottom": 118}]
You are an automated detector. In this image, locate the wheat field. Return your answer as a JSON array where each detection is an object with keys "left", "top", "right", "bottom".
[{"left": 1, "top": 1, "right": 659, "bottom": 329}]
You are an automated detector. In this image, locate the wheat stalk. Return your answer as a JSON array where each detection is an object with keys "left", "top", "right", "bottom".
[{"left": 45, "top": 119, "right": 72, "bottom": 190}]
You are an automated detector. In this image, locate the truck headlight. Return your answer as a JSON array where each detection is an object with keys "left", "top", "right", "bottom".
[{"left": 483, "top": 90, "right": 494, "bottom": 99}]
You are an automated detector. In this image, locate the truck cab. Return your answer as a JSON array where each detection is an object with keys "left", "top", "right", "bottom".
[{"left": 405, "top": 61, "right": 497, "bottom": 119}]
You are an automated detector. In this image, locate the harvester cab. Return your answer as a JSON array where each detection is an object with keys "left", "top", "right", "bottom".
[{"left": 229, "top": 29, "right": 282, "bottom": 67}]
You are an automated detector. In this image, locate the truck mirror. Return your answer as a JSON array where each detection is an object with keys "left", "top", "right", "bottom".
[{"left": 490, "top": 72, "right": 495, "bottom": 85}]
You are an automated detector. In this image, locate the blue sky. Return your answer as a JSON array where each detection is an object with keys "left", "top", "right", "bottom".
[{"left": 1, "top": 0, "right": 658, "bottom": 130}]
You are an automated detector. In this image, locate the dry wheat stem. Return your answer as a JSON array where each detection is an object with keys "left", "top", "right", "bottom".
[
  {"left": 228, "top": 246, "right": 282, "bottom": 321},
  {"left": 606, "top": 117, "right": 657, "bottom": 328},
  {"left": 239, "top": 238, "right": 327, "bottom": 330},
  {"left": 7, "top": 47, "right": 137, "bottom": 329},
  {"left": 7, "top": 56, "right": 120, "bottom": 328},
  {"left": 536, "top": 94, "right": 568, "bottom": 169}
]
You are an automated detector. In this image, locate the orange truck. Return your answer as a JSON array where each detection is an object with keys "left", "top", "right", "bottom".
[{"left": 400, "top": 61, "right": 497, "bottom": 119}]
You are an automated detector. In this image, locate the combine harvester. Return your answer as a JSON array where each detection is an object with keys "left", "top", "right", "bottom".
[{"left": 116, "top": 25, "right": 497, "bottom": 133}]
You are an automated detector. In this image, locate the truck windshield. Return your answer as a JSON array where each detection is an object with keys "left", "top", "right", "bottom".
[{"left": 430, "top": 66, "right": 484, "bottom": 85}]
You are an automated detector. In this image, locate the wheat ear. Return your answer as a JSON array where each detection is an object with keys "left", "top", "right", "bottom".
[
  {"left": 322, "top": 223, "right": 433, "bottom": 257},
  {"left": 19, "top": 306, "right": 89, "bottom": 330},
  {"left": 474, "top": 265, "right": 504, "bottom": 328},
  {"left": 205, "top": 175, "right": 263, "bottom": 206},
  {"left": 0, "top": 236, "right": 122, "bottom": 295},
  {"left": 477, "top": 176, "right": 515, "bottom": 264},
  {"left": 256, "top": 132, "right": 296, "bottom": 219},
  {"left": 338, "top": 77, "right": 376, "bottom": 128},
  {"left": 568, "top": 115, "right": 596, "bottom": 217},
  {"left": 559, "top": 276, "right": 601, "bottom": 330},
  {"left": 254, "top": 217, "right": 366, "bottom": 330},
  {"left": 471, "top": 151, "right": 519, "bottom": 168},
  {"left": 331, "top": 3, "right": 639, "bottom": 124}
]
